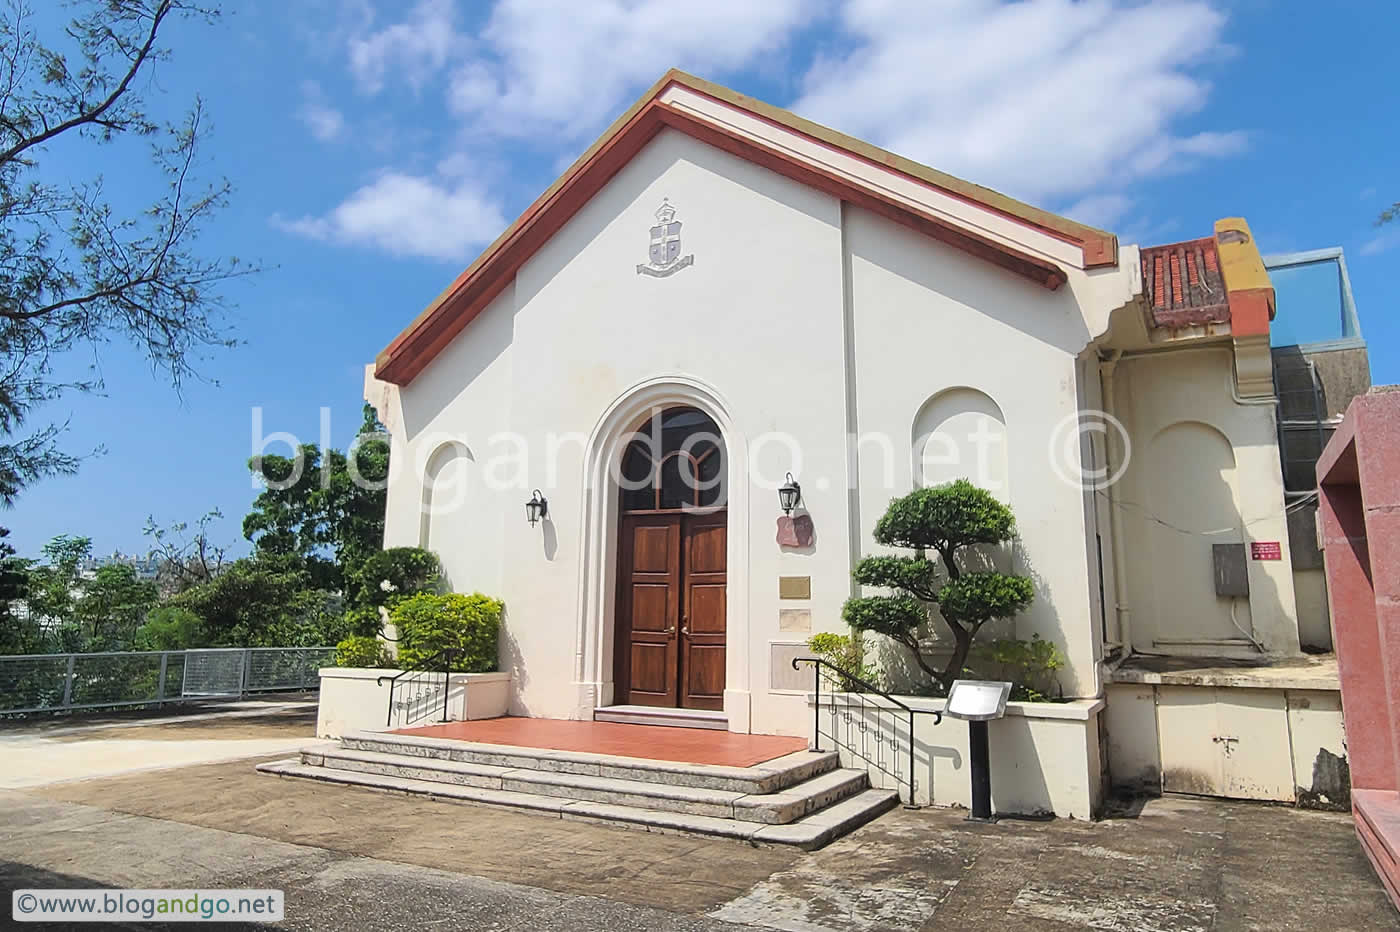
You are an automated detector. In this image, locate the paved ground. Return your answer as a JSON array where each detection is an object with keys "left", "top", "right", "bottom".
[
  {"left": 1, "top": 706, "right": 1396, "bottom": 930},
  {"left": 0, "top": 702, "right": 329, "bottom": 789}
]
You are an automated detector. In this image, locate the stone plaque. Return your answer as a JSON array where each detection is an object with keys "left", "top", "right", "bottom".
[
  {"left": 778, "top": 576, "right": 811, "bottom": 600},
  {"left": 779, "top": 608, "right": 812, "bottom": 632}
]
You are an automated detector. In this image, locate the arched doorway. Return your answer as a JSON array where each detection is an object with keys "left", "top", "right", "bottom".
[{"left": 612, "top": 406, "right": 727, "bottom": 710}]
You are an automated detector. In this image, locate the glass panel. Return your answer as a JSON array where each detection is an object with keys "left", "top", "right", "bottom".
[
  {"left": 619, "top": 407, "right": 725, "bottom": 512},
  {"left": 1268, "top": 258, "right": 1349, "bottom": 347},
  {"left": 658, "top": 452, "right": 694, "bottom": 510},
  {"left": 620, "top": 442, "right": 656, "bottom": 511},
  {"left": 695, "top": 442, "right": 725, "bottom": 508}
]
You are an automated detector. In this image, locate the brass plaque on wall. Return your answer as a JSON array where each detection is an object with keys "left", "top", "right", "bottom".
[{"left": 778, "top": 576, "right": 811, "bottom": 600}]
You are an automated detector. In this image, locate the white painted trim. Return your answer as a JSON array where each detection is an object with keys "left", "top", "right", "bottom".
[
  {"left": 815, "top": 691, "right": 1106, "bottom": 721},
  {"left": 572, "top": 375, "right": 752, "bottom": 730}
]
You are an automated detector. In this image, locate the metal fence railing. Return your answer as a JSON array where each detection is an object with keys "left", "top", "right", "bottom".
[{"left": 0, "top": 647, "right": 335, "bottom": 715}]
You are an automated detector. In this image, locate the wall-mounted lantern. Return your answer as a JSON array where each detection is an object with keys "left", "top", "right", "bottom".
[
  {"left": 778, "top": 473, "right": 802, "bottom": 515},
  {"left": 525, "top": 489, "right": 549, "bottom": 527}
]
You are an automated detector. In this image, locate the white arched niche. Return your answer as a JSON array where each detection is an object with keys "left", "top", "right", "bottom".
[
  {"left": 912, "top": 387, "right": 1009, "bottom": 500},
  {"left": 419, "top": 442, "right": 475, "bottom": 588}
]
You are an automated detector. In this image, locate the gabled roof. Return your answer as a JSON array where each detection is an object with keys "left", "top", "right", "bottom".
[{"left": 376, "top": 70, "right": 1120, "bottom": 386}]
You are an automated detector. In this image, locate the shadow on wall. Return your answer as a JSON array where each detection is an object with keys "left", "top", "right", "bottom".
[
  {"left": 542, "top": 516, "right": 559, "bottom": 561},
  {"left": 499, "top": 607, "right": 533, "bottom": 718}
]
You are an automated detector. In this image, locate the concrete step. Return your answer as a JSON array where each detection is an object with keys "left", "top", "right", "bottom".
[
  {"left": 338, "top": 730, "right": 836, "bottom": 794},
  {"left": 302, "top": 746, "right": 868, "bottom": 823},
  {"left": 257, "top": 757, "right": 898, "bottom": 849},
  {"left": 592, "top": 705, "right": 728, "bottom": 731}
]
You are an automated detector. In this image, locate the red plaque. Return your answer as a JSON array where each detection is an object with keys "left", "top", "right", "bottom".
[
  {"left": 776, "top": 514, "right": 814, "bottom": 548},
  {"left": 1251, "top": 541, "right": 1282, "bottom": 561}
]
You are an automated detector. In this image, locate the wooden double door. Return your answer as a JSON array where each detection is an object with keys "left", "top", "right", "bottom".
[{"left": 615, "top": 511, "right": 726, "bottom": 710}]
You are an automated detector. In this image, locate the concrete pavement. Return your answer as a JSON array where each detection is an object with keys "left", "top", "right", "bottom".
[{"left": 1, "top": 704, "right": 1396, "bottom": 930}]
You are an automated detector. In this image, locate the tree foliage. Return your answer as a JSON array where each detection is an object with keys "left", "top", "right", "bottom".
[
  {"left": 243, "top": 404, "right": 389, "bottom": 592},
  {"left": 142, "top": 509, "right": 228, "bottom": 595},
  {"left": 168, "top": 556, "right": 346, "bottom": 648},
  {"left": 0, "top": 1, "right": 250, "bottom": 504},
  {"left": 74, "top": 562, "right": 157, "bottom": 650},
  {"left": 842, "top": 480, "right": 1034, "bottom": 692}
]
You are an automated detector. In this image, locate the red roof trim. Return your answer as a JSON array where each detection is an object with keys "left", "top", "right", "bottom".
[{"left": 377, "top": 84, "right": 1074, "bottom": 385}]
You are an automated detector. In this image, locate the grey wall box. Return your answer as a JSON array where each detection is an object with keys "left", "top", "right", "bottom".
[{"left": 1213, "top": 543, "right": 1250, "bottom": 597}]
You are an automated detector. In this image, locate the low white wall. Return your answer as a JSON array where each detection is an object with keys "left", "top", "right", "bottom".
[
  {"left": 810, "top": 693, "right": 1105, "bottom": 820},
  {"left": 1104, "top": 681, "right": 1347, "bottom": 808},
  {"left": 316, "top": 667, "right": 511, "bottom": 739}
]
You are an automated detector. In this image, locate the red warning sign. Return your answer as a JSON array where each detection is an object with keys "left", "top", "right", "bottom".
[{"left": 1251, "top": 541, "right": 1282, "bottom": 561}]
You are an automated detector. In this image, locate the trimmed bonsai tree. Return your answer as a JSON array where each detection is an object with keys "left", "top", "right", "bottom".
[{"left": 842, "top": 479, "right": 1034, "bottom": 693}]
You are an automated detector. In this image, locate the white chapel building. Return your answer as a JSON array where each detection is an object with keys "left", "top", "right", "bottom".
[{"left": 363, "top": 70, "right": 1323, "bottom": 757}]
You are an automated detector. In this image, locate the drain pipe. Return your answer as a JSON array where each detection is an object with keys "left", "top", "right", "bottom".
[{"left": 1100, "top": 350, "right": 1133, "bottom": 654}]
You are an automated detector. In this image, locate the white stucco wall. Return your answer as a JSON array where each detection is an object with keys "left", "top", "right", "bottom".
[
  {"left": 814, "top": 694, "right": 1106, "bottom": 819},
  {"left": 370, "top": 126, "right": 1137, "bottom": 736},
  {"left": 1104, "top": 681, "right": 1347, "bottom": 806},
  {"left": 1112, "top": 347, "right": 1300, "bottom": 656},
  {"left": 845, "top": 206, "right": 1105, "bottom": 698}
]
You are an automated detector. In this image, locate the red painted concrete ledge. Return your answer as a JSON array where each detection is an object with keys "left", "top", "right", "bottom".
[{"left": 394, "top": 717, "right": 808, "bottom": 768}]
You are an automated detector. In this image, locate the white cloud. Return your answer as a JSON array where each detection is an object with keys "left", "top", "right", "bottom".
[
  {"left": 1361, "top": 226, "right": 1400, "bottom": 257},
  {"left": 273, "top": 172, "right": 507, "bottom": 261},
  {"left": 301, "top": 0, "right": 1246, "bottom": 257},
  {"left": 795, "top": 0, "right": 1242, "bottom": 204},
  {"left": 348, "top": 0, "right": 461, "bottom": 93},
  {"left": 446, "top": 0, "right": 822, "bottom": 138},
  {"left": 298, "top": 81, "right": 345, "bottom": 141},
  {"left": 1060, "top": 194, "right": 1133, "bottom": 230}
]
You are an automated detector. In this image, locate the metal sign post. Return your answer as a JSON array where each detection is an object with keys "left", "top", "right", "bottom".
[{"left": 944, "top": 680, "right": 1013, "bottom": 823}]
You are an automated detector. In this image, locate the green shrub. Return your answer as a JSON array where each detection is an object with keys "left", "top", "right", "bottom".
[
  {"left": 342, "top": 605, "right": 383, "bottom": 639},
  {"left": 392, "top": 592, "right": 502, "bottom": 673},
  {"left": 969, "top": 634, "right": 1065, "bottom": 702},
  {"left": 842, "top": 480, "right": 1034, "bottom": 693},
  {"left": 807, "top": 631, "right": 880, "bottom": 692},
  {"left": 348, "top": 548, "right": 442, "bottom": 611},
  {"left": 335, "top": 635, "right": 396, "bottom": 669}
]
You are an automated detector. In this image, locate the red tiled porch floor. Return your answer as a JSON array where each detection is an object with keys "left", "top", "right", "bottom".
[{"left": 393, "top": 717, "right": 808, "bottom": 768}]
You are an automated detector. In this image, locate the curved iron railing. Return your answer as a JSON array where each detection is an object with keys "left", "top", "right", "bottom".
[
  {"left": 792, "top": 656, "right": 943, "bottom": 808},
  {"left": 378, "top": 648, "right": 461, "bottom": 728}
]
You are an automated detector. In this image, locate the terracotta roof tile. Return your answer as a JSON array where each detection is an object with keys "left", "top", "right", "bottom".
[{"left": 1140, "top": 236, "right": 1229, "bottom": 328}]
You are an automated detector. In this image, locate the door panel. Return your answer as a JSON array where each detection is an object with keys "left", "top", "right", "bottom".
[
  {"left": 615, "top": 511, "right": 727, "bottom": 711},
  {"left": 615, "top": 516, "right": 680, "bottom": 707},
  {"left": 680, "top": 514, "right": 727, "bottom": 710}
]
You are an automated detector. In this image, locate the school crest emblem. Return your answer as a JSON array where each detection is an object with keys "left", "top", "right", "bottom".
[{"left": 636, "top": 199, "right": 694, "bottom": 277}]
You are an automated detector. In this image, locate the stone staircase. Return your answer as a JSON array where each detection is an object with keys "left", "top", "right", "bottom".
[{"left": 258, "top": 730, "right": 897, "bottom": 849}]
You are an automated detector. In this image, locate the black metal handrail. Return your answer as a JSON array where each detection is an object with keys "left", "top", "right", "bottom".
[
  {"left": 377, "top": 648, "right": 461, "bottom": 728},
  {"left": 792, "top": 656, "right": 943, "bottom": 808}
]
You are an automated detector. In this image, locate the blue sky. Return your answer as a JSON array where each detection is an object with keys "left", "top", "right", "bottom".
[{"left": 5, "top": 0, "right": 1397, "bottom": 558}]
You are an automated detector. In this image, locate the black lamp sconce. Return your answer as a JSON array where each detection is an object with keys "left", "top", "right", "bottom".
[
  {"left": 525, "top": 489, "right": 548, "bottom": 527},
  {"left": 778, "top": 473, "right": 802, "bottom": 515}
]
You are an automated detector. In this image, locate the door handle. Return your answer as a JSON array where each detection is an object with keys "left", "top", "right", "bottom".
[
  {"left": 663, "top": 625, "right": 675, "bottom": 635},
  {"left": 681, "top": 626, "right": 689, "bottom": 636}
]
